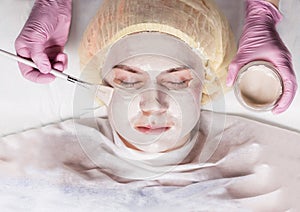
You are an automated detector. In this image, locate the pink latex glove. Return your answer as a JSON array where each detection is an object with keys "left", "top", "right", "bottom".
[
  {"left": 227, "top": 0, "right": 297, "bottom": 114},
  {"left": 15, "top": 0, "right": 72, "bottom": 83}
]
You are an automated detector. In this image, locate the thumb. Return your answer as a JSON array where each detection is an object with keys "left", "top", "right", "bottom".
[
  {"left": 272, "top": 79, "right": 297, "bottom": 114},
  {"left": 31, "top": 51, "right": 51, "bottom": 74},
  {"left": 227, "top": 60, "right": 242, "bottom": 87}
]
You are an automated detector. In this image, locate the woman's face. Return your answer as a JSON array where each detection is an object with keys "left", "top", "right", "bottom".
[{"left": 103, "top": 55, "right": 203, "bottom": 153}]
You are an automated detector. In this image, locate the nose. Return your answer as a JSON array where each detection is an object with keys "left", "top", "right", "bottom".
[{"left": 139, "top": 90, "right": 169, "bottom": 116}]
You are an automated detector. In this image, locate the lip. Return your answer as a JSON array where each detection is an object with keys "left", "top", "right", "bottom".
[{"left": 135, "top": 125, "right": 172, "bottom": 134}]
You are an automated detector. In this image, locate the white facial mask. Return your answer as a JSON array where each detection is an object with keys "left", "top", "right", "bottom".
[{"left": 105, "top": 55, "right": 203, "bottom": 153}]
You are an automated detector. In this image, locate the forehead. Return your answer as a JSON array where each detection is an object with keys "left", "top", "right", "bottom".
[
  {"left": 101, "top": 33, "right": 205, "bottom": 81},
  {"left": 119, "top": 55, "right": 184, "bottom": 72}
]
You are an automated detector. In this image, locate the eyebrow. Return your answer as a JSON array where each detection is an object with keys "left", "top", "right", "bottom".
[
  {"left": 165, "top": 66, "right": 190, "bottom": 73},
  {"left": 113, "top": 64, "right": 140, "bottom": 73},
  {"left": 113, "top": 64, "right": 190, "bottom": 74}
]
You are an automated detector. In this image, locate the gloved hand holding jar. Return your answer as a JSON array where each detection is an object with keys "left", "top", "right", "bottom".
[{"left": 227, "top": 0, "right": 297, "bottom": 114}]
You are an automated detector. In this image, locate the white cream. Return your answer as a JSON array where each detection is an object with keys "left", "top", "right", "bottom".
[{"left": 235, "top": 63, "right": 282, "bottom": 110}]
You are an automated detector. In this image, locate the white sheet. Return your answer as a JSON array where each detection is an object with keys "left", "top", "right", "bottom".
[
  {"left": 1, "top": 111, "right": 300, "bottom": 211},
  {"left": 0, "top": 0, "right": 300, "bottom": 134}
]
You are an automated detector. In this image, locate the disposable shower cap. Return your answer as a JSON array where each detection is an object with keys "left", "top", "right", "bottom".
[{"left": 78, "top": 0, "right": 236, "bottom": 104}]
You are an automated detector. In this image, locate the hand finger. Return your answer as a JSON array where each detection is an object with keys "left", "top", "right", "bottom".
[
  {"left": 226, "top": 60, "right": 242, "bottom": 87},
  {"left": 15, "top": 37, "right": 30, "bottom": 56},
  {"left": 16, "top": 42, "right": 52, "bottom": 75},
  {"left": 15, "top": 47, "right": 31, "bottom": 58},
  {"left": 17, "top": 62, "right": 33, "bottom": 77},
  {"left": 53, "top": 63, "right": 64, "bottom": 72},
  {"left": 31, "top": 51, "right": 51, "bottom": 74},
  {"left": 272, "top": 79, "right": 297, "bottom": 114},
  {"left": 54, "top": 52, "right": 68, "bottom": 70},
  {"left": 15, "top": 47, "right": 34, "bottom": 78},
  {"left": 18, "top": 61, "right": 54, "bottom": 83},
  {"left": 23, "top": 69, "right": 55, "bottom": 84}
]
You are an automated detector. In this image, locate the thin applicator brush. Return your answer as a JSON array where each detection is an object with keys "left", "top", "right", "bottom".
[{"left": 0, "top": 48, "right": 114, "bottom": 106}]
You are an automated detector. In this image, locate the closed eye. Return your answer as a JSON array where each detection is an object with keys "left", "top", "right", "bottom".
[
  {"left": 115, "top": 80, "right": 144, "bottom": 89},
  {"left": 161, "top": 79, "right": 191, "bottom": 90},
  {"left": 156, "top": 67, "right": 193, "bottom": 90},
  {"left": 110, "top": 65, "right": 148, "bottom": 89}
]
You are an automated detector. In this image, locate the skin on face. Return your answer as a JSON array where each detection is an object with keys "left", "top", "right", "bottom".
[{"left": 103, "top": 55, "right": 203, "bottom": 153}]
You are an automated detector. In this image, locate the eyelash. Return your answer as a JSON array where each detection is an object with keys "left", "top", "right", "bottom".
[
  {"left": 119, "top": 81, "right": 143, "bottom": 88},
  {"left": 163, "top": 80, "right": 191, "bottom": 89}
]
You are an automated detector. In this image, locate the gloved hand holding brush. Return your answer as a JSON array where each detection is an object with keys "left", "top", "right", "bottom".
[{"left": 15, "top": 0, "right": 72, "bottom": 83}]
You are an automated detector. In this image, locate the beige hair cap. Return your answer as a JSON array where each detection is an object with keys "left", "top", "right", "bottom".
[{"left": 78, "top": 0, "right": 236, "bottom": 104}]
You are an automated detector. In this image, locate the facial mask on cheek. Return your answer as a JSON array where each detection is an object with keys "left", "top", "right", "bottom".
[
  {"left": 169, "top": 88, "right": 201, "bottom": 136},
  {"left": 108, "top": 84, "right": 202, "bottom": 153}
]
